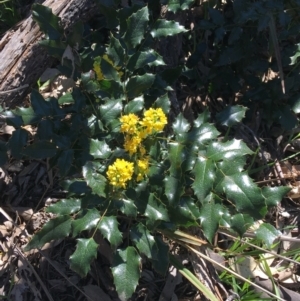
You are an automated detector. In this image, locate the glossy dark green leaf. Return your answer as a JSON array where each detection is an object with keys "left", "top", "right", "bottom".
[
  {"left": 37, "top": 120, "right": 54, "bottom": 140},
  {"left": 70, "top": 238, "right": 98, "bottom": 277},
  {"left": 173, "top": 113, "right": 190, "bottom": 134},
  {"left": 192, "top": 157, "right": 215, "bottom": 201},
  {"left": 107, "top": 34, "right": 125, "bottom": 67},
  {"left": 216, "top": 105, "right": 247, "bottom": 127},
  {"left": 58, "top": 92, "right": 74, "bottom": 105},
  {"left": 30, "top": 90, "right": 51, "bottom": 116},
  {"left": 98, "top": 216, "right": 123, "bottom": 248},
  {"left": 124, "top": 96, "right": 144, "bottom": 114},
  {"left": 112, "top": 247, "right": 141, "bottom": 301},
  {"left": 46, "top": 198, "right": 82, "bottom": 215},
  {"left": 89, "top": 139, "right": 111, "bottom": 159},
  {"left": 166, "top": 0, "right": 194, "bottom": 13},
  {"left": 169, "top": 142, "right": 186, "bottom": 177},
  {"left": 8, "top": 128, "right": 28, "bottom": 159},
  {"left": 126, "top": 74, "right": 155, "bottom": 99},
  {"left": 150, "top": 19, "right": 187, "bottom": 38},
  {"left": 60, "top": 179, "right": 90, "bottom": 195},
  {"left": 22, "top": 141, "right": 57, "bottom": 159},
  {"left": 262, "top": 186, "right": 291, "bottom": 208},
  {"left": 123, "top": 6, "right": 149, "bottom": 49},
  {"left": 57, "top": 149, "right": 74, "bottom": 176},
  {"left": 289, "top": 93, "right": 300, "bottom": 114},
  {"left": 13, "top": 107, "right": 39, "bottom": 125},
  {"left": 215, "top": 172, "right": 266, "bottom": 219},
  {"left": 83, "top": 162, "right": 107, "bottom": 197},
  {"left": 99, "top": 99, "right": 122, "bottom": 125},
  {"left": 194, "top": 109, "right": 211, "bottom": 127},
  {"left": 127, "top": 50, "right": 165, "bottom": 71},
  {"left": 151, "top": 236, "right": 169, "bottom": 275},
  {"left": 207, "top": 139, "right": 253, "bottom": 161},
  {"left": 185, "top": 123, "right": 220, "bottom": 146},
  {"left": 32, "top": 4, "right": 62, "bottom": 40},
  {"left": 4, "top": 111, "right": 23, "bottom": 128},
  {"left": 230, "top": 214, "right": 254, "bottom": 237},
  {"left": 144, "top": 193, "right": 169, "bottom": 225},
  {"left": 199, "top": 194, "right": 224, "bottom": 243},
  {"left": 164, "top": 175, "right": 184, "bottom": 206},
  {"left": 255, "top": 223, "right": 281, "bottom": 248},
  {"left": 24, "top": 215, "right": 72, "bottom": 251},
  {"left": 39, "top": 40, "right": 67, "bottom": 60},
  {"left": 113, "top": 198, "right": 137, "bottom": 217},
  {"left": 154, "top": 93, "right": 170, "bottom": 114},
  {"left": 130, "top": 223, "right": 157, "bottom": 259},
  {"left": 72, "top": 209, "right": 100, "bottom": 237}
]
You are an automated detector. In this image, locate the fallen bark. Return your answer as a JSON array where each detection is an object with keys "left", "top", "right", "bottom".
[{"left": 0, "top": 0, "right": 97, "bottom": 108}]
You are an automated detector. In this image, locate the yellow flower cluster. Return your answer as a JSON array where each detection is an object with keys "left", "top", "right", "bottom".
[
  {"left": 93, "top": 54, "right": 123, "bottom": 81},
  {"left": 106, "top": 159, "right": 134, "bottom": 188},
  {"left": 107, "top": 108, "right": 167, "bottom": 188}
]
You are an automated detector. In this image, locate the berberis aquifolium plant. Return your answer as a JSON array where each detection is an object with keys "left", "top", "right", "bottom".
[{"left": 0, "top": 1, "right": 291, "bottom": 300}]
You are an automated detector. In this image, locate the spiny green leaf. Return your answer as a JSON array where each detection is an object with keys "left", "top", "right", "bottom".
[
  {"left": 169, "top": 142, "right": 186, "bottom": 177},
  {"left": 98, "top": 216, "right": 123, "bottom": 248},
  {"left": 72, "top": 209, "right": 100, "bottom": 237},
  {"left": 123, "top": 6, "right": 149, "bottom": 49},
  {"left": 107, "top": 34, "right": 125, "bottom": 67},
  {"left": 24, "top": 215, "right": 72, "bottom": 251},
  {"left": 99, "top": 99, "right": 122, "bottom": 125},
  {"left": 230, "top": 214, "right": 254, "bottom": 237},
  {"left": 46, "top": 199, "right": 82, "bottom": 215},
  {"left": 192, "top": 157, "right": 216, "bottom": 201},
  {"left": 150, "top": 19, "right": 187, "bottom": 39},
  {"left": 207, "top": 139, "right": 253, "bottom": 161},
  {"left": 32, "top": 4, "right": 63, "bottom": 40},
  {"left": 194, "top": 109, "right": 211, "bottom": 127},
  {"left": 57, "top": 149, "right": 74, "bottom": 176},
  {"left": 126, "top": 74, "right": 155, "bottom": 99},
  {"left": 82, "top": 162, "right": 107, "bottom": 197},
  {"left": 8, "top": 128, "right": 28, "bottom": 159},
  {"left": 255, "top": 223, "right": 281, "bottom": 248},
  {"left": 216, "top": 105, "right": 247, "bottom": 127},
  {"left": 166, "top": 0, "right": 194, "bottom": 13},
  {"left": 151, "top": 236, "right": 169, "bottom": 275},
  {"left": 124, "top": 96, "right": 144, "bottom": 114},
  {"left": 22, "top": 141, "right": 57, "bottom": 159},
  {"left": 113, "top": 198, "right": 137, "bottom": 217},
  {"left": 199, "top": 194, "right": 225, "bottom": 243},
  {"left": 30, "top": 90, "right": 51, "bottom": 117},
  {"left": 89, "top": 139, "right": 111, "bottom": 159},
  {"left": 127, "top": 50, "right": 165, "bottom": 71},
  {"left": 144, "top": 193, "right": 169, "bottom": 226},
  {"left": 154, "top": 93, "right": 170, "bottom": 114},
  {"left": 183, "top": 123, "right": 219, "bottom": 146},
  {"left": 130, "top": 223, "right": 157, "bottom": 259},
  {"left": 165, "top": 175, "right": 184, "bottom": 207},
  {"left": 70, "top": 238, "right": 98, "bottom": 277},
  {"left": 173, "top": 113, "right": 190, "bottom": 134},
  {"left": 262, "top": 186, "right": 291, "bottom": 208},
  {"left": 112, "top": 247, "right": 141, "bottom": 301},
  {"left": 215, "top": 172, "right": 267, "bottom": 219}
]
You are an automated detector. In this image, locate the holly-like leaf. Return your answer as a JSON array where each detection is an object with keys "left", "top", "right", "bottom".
[
  {"left": 215, "top": 172, "right": 267, "bottom": 219},
  {"left": 24, "top": 215, "right": 72, "bottom": 251},
  {"left": 151, "top": 236, "right": 169, "bottom": 275},
  {"left": 30, "top": 90, "right": 52, "bottom": 117},
  {"left": 112, "top": 247, "right": 141, "bottom": 301},
  {"left": 169, "top": 142, "right": 186, "bottom": 177},
  {"left": 150, "top": 19, "right": 187, "bottom": 39},
  {"left": 113, "top": 198, "right": 137, "bottom": 217},
  {"left": 123, "top": 6, "right": 149, "bottom": 49},
  {"left": 216, "top": 105, "right": 247, "bottom": 127},
  {"left": 46, "top": 199, "right": 82, "bottom": 215},
  {"left": 89, "top": 139, "right": 111, "bottom": 159},
  {"left": 70, "top": 238, "right": 98, "bottom": 277},
  {"left": 184, "top": 123, "right": 220, "bottom": 146},
  {"left": 154, "top": 93, "right": 170, "bottom": 114},
  {"left": 130, "top": 223, "right": 157, "bottom": 259},
  {"left": 262, "top": 186, "right": 291, "bottom": 208},
  {"left": 127, "top": 50, "right": 165, "bottom": 71},
  {"left": 164, "top": 175, "right": 184, "bottom": 207},
  {"left": 98, "top": 216, "right": 123, "bottom": 248},
  {"left": 144, "top": 193, "right": 169, "bottom": 226},
  {"left": 32, "top": 4, "right": 63, "bottom": 40},
  {"left": 166, "top": 0, "right": 194, "bottom": 13},
  {"left": 22, "top": 141, "right": 57, "bottom": 159},
  {"left": 255, "top": 223, "right": 281, "bottom": 248},
  {"left": 124, "top": 96, "right": 144, "bottom": 114},
  {"left": 107, "top": 34, "right": 125, "bottom": 67},
  {"left": 192, "top": 157, "right": 216, "bottom": 201},
  {"left": 8, "top": 128, "right": 28, "bottom": 159},
  {"left": 72, "top": 209, "right": 100, "bottom": 237},
  {"left": 230, "top": 214, "right": 254, "bottom": 237},
  {"left": 99, "top": 99, "right": 122, "bottom": 126},
  {"left": 194, "top": 109, "right": 211, "bottom": 127},
  {"left": 83, "top": 162, "right": 107, "bottom": 197},
  {"left": 173, "top": 113, "right": 190, "bottom": 134},
  {"left": 126, "top": 74, "right": 155, "bottom": 99},
  {"left": 199, "top": 194, "right": 225, "bottom": 243},
  {"left": 57, "top": 149, "right": 74, "bottom": 176},
  {"left": 207, "top": 139, "right": 253, "bottom": 161}
]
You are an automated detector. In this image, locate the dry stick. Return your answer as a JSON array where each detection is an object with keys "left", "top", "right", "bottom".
[
  {"left": 186, "top": 244, "right": 286, "bottom": 301},
  {"left": 218, "top": 230, "right": 300, "bottom": 266},
  {"left": 0, "top": 84, "right": 29, "bottom": 95}
]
